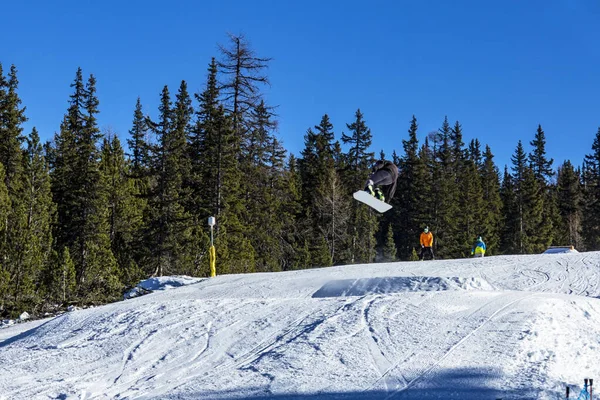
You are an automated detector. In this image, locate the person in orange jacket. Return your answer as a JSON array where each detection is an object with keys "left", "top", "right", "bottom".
[{"left": 419, "top": 226, "right": 434, "bottom": 260}]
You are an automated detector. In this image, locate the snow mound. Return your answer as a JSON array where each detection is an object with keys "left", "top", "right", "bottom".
[
  {"left": 312, "top": 276, "right": 494, "bottom": 298},
  {"left": 124, "top": 275, "right": 205, "bottom": 299},
  {"left": 543, "top": 247, "right": 579, "bottom": 254}
]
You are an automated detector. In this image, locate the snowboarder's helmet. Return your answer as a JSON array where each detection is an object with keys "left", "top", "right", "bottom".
[
  {"left": 477, "top": 236, "right": 482, "bottom": 241},
  {"left": 424, "top": 227, "right": 429, "bottom": 233}
]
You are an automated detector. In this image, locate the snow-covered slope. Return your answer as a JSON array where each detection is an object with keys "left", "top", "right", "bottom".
[{"left": 1, "top": 253, "right": 600, "bottom": 399}]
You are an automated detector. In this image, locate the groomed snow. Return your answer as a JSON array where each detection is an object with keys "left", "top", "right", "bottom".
[{"left": 1, "top": 252, "right": 599, "bottom": 399}]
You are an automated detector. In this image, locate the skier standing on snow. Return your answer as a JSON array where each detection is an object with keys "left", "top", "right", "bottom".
[
  {"left": 419, "top": 227, "right": 434, "bottom": 260},
  {"left": 471, "top": 236, "right": 486, "bottom": 257},
  {"left": 364, "top": 160, "right": 398, "bottom": 203}
]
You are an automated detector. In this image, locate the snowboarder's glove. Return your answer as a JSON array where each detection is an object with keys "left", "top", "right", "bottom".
[{"left": 471, "top": 251, "right": 474, "bottom": 255}]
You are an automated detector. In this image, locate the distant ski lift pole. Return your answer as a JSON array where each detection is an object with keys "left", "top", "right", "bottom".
[{"left": 208, "top": 217, "right": 216, "bottom": 277}]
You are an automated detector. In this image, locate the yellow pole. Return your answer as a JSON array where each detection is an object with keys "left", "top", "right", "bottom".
[{"left": 209, "top": 245, "right": 216, "bottom": 277}]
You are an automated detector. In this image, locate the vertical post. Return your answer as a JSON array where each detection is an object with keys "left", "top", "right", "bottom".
[
  {"left": 590, "top": 379, "right": 593, "bottom": 400},
  {"left": 208, "top": 217, "right": 216, "bottom": 277},
  {"left": 566, "top": 386, "right": 569, "bottom": 398}
]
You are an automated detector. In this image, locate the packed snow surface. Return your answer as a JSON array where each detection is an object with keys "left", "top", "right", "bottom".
[{"left": 1, "top": 253, "right": 600, "bottom": 399}]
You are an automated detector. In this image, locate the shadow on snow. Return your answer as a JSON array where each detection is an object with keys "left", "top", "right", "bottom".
[{"left": 168, "top": 368, "right": 542, "bottom": 400}]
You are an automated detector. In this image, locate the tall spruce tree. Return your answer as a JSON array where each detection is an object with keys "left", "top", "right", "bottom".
[
  {"left": 528, "top": 124, "right": 556, "bottom": 248},
  {"left": 298, "top": 114, "right": 341, "bottom": 265},
  {"left": 314, "top": 166, "right": 350, "bottom": 265},
  {"left": 100, "top": 134, "right": 145, "bottom": 286},
  {"left": 583, "top": 127, "right": 600, "bottom": 250},
  {"left": 126, "top": 97, "right": 150, "bottom": 180},
  {"left": 211, "top": 109, "right": 255, "bottom": 274},
  {"left": 510, "top": 141, "right": 528, "bottom": 253},
  {"left": 456, "top": 139, "right": 484, "bottom": 256},
  {"left": 146, "top": 85, "right": 194, "bottom": 276},
  {"left": 480, "top": 145, "right": 502, "bottom": 254},
  {"left": 191, "top": 58, "right": 221, "bottom": 219},
  {"left": 0, "top": 65, "right": 30, "bottom": 313},
  {"left": 499, "top": 166, "right": 518, "bottom": 254},
  {"left": 341, "top": 109, "right": 376, "bottom": 263},
  {"left": 381, "top": 224, "right": 397, "bottom": 262},
  {"left": 242, "top": 100, "right": 286, "bottom": 271},
  {"left": 0, "top": 164, "right": 11, "bottom": 313},
  {"left": 8, "top": 128, "right": 54, "bottom": 312},
  {"left": 521, "top": 166, "right": 549, "bottom": 253},
  {"left": 556, "top": 160, "right": 583, "bottom": 249},
  {"left": 279, "top": 154, "right": 307, "bottom": 270},
  {"left": 430, "top": 117, "right": 460, "bottom": 258},
  {"left": 0, "top": 65, "right": 27, "bottom": 193},
  {"left": 396, "top": 116, "right": 424, "bottom": 259},
  {"left": 529, "top": 125, "right": 554, "bottom": 183}
]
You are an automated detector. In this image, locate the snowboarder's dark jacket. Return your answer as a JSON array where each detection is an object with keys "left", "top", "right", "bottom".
[{"left": 372, "top": 160, "right": 398, "bottom": 200}]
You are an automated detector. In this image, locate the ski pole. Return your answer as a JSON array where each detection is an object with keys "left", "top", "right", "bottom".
[
  {"left": 590, "top": 378, "right": 593, "bottom": 400},
  {"left": 586, "top": 379, "right": 589, "bottom": 399}
]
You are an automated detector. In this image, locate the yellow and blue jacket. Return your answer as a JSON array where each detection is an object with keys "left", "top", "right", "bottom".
[{"left": 472, "top": 240, "right": 486, "bottom": 255}]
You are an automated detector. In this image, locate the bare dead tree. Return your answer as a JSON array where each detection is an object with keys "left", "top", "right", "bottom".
[{"left": 217, "top": 33, "right": 272, "bottom": 137}]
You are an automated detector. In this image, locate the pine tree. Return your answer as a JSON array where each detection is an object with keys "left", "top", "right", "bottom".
[
  {"left": 50, "top": 69, "right": 119, "bottom": 301},
  {"left": 381, "top": 224, "right": 397, "bottom": 262},
  {"left": 191, "top": 58, "right": 221, "bottom": 218},
  {"left": 529, "top": 125, "right": 554, "bottom": 183},
  {"left": 279, "top": 154, "right": 306, "bottom": 271},
  {"left": 146, "top": 85, "right": 194, "bottom": 276},
  {"left": 126, "top": 97, "right": 150, "bottom": 180},
  {"left": 510, "top": 141, "right": 528, "bottom": 253},
  {"left": 218, "top": 33, "right": 271, "bottom": 138},
  {"left": 431, "top": 117, "right": 460, "bottom": 258},
  {"left": 241, "top": 100, "right": 285, "bottom": 272},
  {"left": 418, "top": 137, "right": 435, "bottom": 238},
  {"left": 125, "top": 99, "right": 150, "bottom": 273},
  {"left": 43, "top": 247, "right": 76, "bottom": 306},
  {"left": 187, "top": 60, "right": 223, "bottom": 275},
  {"left": 396, "top": 116, "right": 424, "bottom": 259},
  {"left": 0, "top": 64, "right": 27, "bottom": 193},
  {"left": 9, "top": 128, "right": 55, "bottom": 312},
  {"left": 479, "top": 145, "right": 502, "bottom": 254},
  {"left": 521, "top": 166, "right": 549, "bottom": 253},
  {"left": 456, "top": 139, "right": 484, "bottom": 257},
  {"left": 341, "top": 109, "right": 376, "bottom": 263},
  {"left": 0, "top": 65, "right": 30, "bottom": 313},
  {"left": 499, "top": 166, "right": 518, "bottom": 254},
  {"left": 314, "top": 167, "right": 350, "bottom": 265},
  {"left": 0, "top": 164, "right": 11, "bottom": 312},
  {"left": 298, "top": 114, "right": 341, "bottom": 265},
  {"left": 528, "top": 124, "right": 556, "bottom": 249},
  {"left": 100, "top": 134, "right": 145, "bottom": 286},
  {"left": 583, "top": 127, "right": 600, "bottom": 250},
  {"left": 556, "top": 160, "right": 583, "bottom": 248}
]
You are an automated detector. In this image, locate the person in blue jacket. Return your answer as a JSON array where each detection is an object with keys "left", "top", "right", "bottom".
[{"left": 471, "top": 236, "right": 486, "bottom": 257}]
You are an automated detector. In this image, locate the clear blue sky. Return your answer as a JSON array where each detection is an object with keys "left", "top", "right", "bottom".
[{"left": 4, "top": 0, "right": 600, "bottom": 171}]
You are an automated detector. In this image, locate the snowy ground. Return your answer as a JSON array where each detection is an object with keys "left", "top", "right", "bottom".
[{"left": 1, "top": 253, "right": 599, "bottom": 399}]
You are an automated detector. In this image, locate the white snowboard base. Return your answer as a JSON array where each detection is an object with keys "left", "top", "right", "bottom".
[{"left": 353, "top": 190, "right": 393, "bottom": 213}]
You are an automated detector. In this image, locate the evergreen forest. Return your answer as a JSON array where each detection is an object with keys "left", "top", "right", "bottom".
[{"left": 2, "top": 34, "right": 600, "bottom": 318}]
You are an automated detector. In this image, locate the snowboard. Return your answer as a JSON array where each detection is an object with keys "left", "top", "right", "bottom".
[{"left": 353, "top": 190, "right": 392, "bottom": 213}]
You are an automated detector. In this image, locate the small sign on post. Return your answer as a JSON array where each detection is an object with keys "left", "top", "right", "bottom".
[{"left": 208, "top": 217, "right": 216, "bottom": 277}]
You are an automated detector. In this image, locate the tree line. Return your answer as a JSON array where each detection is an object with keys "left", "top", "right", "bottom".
[{"left": 1, "top": 34, "right": 599, "bottom": 318}]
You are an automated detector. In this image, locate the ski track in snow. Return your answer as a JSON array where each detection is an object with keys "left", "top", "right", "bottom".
[{"left": 1, "top": 252, "right": 600, "bottom": 399}]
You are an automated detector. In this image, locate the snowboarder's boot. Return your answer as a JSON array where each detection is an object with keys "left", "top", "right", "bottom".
[
  {"left": 375, "top": 188, "right": 385, "bottom": 202},
  {"left": 365, "top": 183, "right": 375, "bottom": 196}
]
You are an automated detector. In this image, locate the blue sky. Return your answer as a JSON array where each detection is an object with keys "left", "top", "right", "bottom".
[{"left": 3, "top": 0, "right": 600, "bottom": 171}]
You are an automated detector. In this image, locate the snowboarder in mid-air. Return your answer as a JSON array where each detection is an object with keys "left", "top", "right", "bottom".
[{"left": 364, "top": 160, "right": 398, "bottom": 203}]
